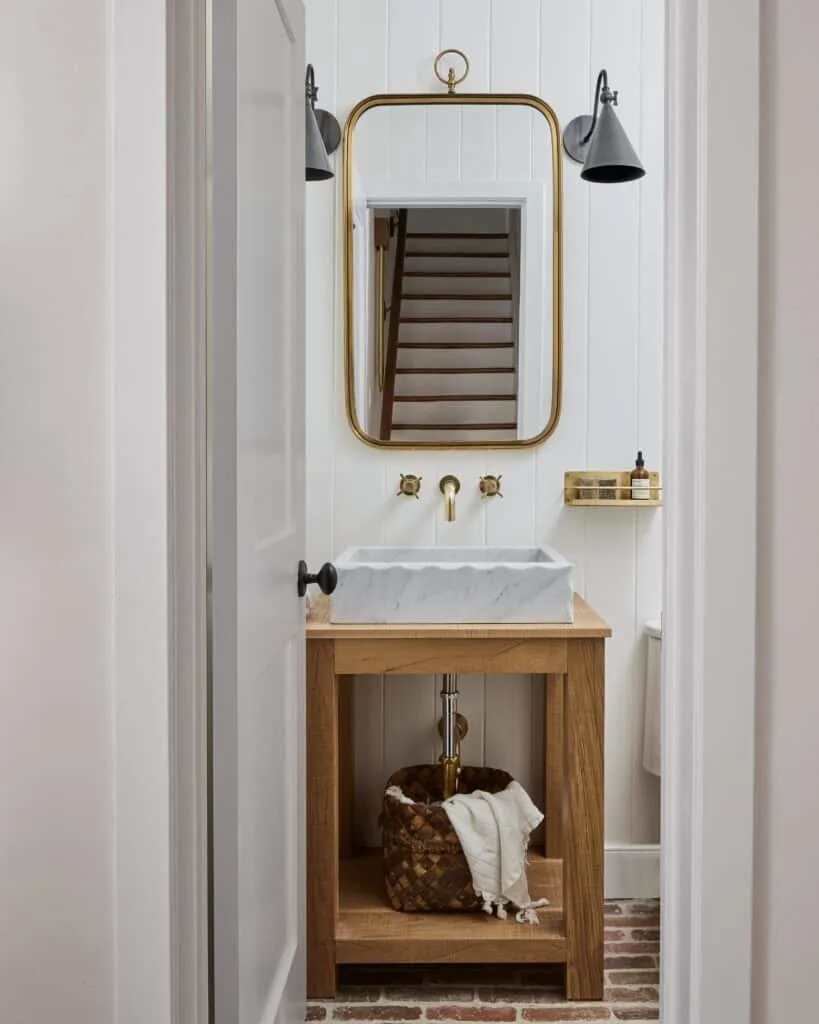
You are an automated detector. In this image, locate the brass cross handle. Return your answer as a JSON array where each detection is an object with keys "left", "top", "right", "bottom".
[
  {"left": 397, "top": 473, "right": 422, "bottom": 499},
  {"left": 479, "top": 474, "right": 504, "bottom": 499}
]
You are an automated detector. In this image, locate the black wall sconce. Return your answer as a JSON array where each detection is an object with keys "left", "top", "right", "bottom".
[
  {"left": 563, "top": 69, "right": 645, "bottom": 183},
  {"left": 305, "top": 64, "right": 341, "bottom": 182}
]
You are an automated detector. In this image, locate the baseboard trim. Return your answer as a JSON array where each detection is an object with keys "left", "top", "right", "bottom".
[{"left": 605, "top": 843, "right": 661, "bottom": 900}]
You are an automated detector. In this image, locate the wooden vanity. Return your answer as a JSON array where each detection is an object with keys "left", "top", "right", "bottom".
[{"left": 306, "top": 595, "right": 611, "bottom": 1001}]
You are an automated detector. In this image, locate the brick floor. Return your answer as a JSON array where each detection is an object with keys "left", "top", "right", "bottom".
[{"left": 306, "top": 900, "right": 660, "bottom": 1024}]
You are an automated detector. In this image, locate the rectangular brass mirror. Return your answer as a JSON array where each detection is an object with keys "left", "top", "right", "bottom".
[{"left": 343, "top": 93, "right": 563, "bottom": 449}]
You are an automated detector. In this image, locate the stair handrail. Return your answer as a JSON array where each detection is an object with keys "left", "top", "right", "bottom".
[{"left": 379, "top": 208, "right": 408, "bottom": 441}]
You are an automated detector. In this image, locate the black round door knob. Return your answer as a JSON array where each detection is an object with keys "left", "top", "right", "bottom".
[{"left": 297, "top": 560, "right": 338, "bottom": 597}]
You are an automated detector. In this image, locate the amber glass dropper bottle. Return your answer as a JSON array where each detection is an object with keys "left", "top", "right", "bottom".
[{"left": 631, "top": 451, "right": 651, "bottom": 500}]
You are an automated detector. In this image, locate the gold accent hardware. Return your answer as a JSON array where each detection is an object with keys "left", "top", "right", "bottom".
[
  {"left": 439, "top": 674, "right": 462, "bottom": 798},
  {"left": 439, "top": 475, "right": 461, "bottom": 522},
  {"left": 440, "top": 754, "right": 461, "bottom": 801},
  {"left": 563, "top": 469, "right": 663, "bottom": 507},
  {"left": 479, "top": 474, "right": 503, "bottom": 499},
  {"left": 397, "top": 473, "right": 422, "bottom": 499},
  {"left": 433, "top": 49, "right": 470, "bottom": 94},
  {"left": 342, "top": 89, "right": 563, "bottom": 450}
]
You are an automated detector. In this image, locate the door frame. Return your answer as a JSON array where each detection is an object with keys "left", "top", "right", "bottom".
[{"left": 113, "top": 0, "right": 760, "bottom": 1021}]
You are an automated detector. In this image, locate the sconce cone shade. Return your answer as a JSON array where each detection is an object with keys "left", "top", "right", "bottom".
[
  {"left": 305, "top": 101, "right": 333, "bottom": 181},
  {"left": 581, "top": 102, "right": 645, "bottom": 183}
]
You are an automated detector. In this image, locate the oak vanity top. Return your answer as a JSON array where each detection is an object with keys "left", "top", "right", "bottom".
[{"left": 306, "top": 593, "right": 611, "bottom": 640}]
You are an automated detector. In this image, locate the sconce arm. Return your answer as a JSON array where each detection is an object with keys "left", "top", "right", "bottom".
[{"left": 582, "top": 68, "right": 618, "bottom": 145}]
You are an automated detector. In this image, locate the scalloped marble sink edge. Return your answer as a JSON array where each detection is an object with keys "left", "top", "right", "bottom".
[{"left": 330, "top": 546, "right": 574, "bottom": 624}]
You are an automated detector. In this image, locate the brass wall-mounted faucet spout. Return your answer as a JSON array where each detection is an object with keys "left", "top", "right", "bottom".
[{"left": 439, "top": 475, "right": 461, "bottom": 521}]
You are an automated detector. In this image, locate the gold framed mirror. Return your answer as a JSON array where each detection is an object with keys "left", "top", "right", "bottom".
[{"left": 343, "top": 67, "right": 563, "bottom": 449}]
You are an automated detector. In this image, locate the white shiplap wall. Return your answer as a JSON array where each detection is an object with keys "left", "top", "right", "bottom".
[{"left": 306, "top": 0, "right": 664, "bottom": 857}]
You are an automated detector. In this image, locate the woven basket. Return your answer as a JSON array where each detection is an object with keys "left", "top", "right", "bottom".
[{"left": 382, "top": 763, "right": 514, "bottom": 912}]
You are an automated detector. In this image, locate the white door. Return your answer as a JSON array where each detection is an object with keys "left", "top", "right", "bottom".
[{"left": 210, "top": 0, "right": 306, "bottom": 1022}]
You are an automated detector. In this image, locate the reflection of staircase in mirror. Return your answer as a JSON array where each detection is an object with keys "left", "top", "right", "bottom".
[{"left": 384, "top": 209, "right": 519, "bottom": 443}]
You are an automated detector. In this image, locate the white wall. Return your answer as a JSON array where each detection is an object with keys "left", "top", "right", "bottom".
[
  {"left": 753, "top": 0, "right": 819, "bottom": 1017},
  {"left": 0, "top": 4, "right": 115, "bottom": 1022},
  {"left": 1, "top": 3, "right": 175, "bottom": 1022},
  {"left": 306, "top": 0, "right": 665, "bottom": 864}
]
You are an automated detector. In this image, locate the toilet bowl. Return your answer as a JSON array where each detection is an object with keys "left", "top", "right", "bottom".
[{"left": 642, "top": 618, "right": 662, "bottom": 776}]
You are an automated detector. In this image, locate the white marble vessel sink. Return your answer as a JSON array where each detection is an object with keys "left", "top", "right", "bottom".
[{"left": 330, "top": 546, "right": 574, "bottom": 624}]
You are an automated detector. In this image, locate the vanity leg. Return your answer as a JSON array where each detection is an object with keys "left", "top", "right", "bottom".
[
  {"left": 545, "top": 673, "right": 564, "bottom": 859},
  {"left": 307, "top": 640, "right": 338, "bottom": 998},
  {"left": 564, "top": 640, "right": 605, "bottom": 1001},
  {"left": 338, "top": 675, "right": 355, "bottom": 859}
]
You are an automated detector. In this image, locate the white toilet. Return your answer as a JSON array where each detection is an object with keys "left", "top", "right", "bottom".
[{"left": 642, "top": 619, "right": 663, "bottom": 776}]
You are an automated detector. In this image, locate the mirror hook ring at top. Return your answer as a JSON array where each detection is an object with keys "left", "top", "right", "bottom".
[{"left": 433, "top": 49, "right": 470, "bottom": 94}]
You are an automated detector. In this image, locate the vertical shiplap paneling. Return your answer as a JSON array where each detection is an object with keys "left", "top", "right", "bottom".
[
  {"left": 354, "top": 675, "right": 385, "bottom": 847},
  {"left": 426, "top": 104, "right": 461, "bottom": 182},
  {"left": 333, "top": 0, "right": 389, "bottom": 562},
  {"left": 461, "top": 107, "right": 497, "bottom": 182},
  {"left": 499, "top": 107, "right": 537, "bottom": 181},
  {"left": 306, "top": 0, "right": 666, "bottom": 857},
  {"left": 336, "top": 0, "right": 388, "bottom": 111},
  {"left": 484, "top": 451, "right": 536, "bottom": 546},
  {"left": 583, "top": 0, "right": 645, "bottom": 845},
  {"left": 441, "top": 0, "right": 491, "bottom": 89},
  {"left": 387, "top": 0, "right": 441, "bottom": 91},
  {"left": 489, "top": 0, "right": 540, "bottom": 91},
  {"left": 490, "top": 0, "right": 540, "bottom": 180},
  {"left": 485, "top": 675, "right": 541, "bottom": 805},
  {"left": 382, "top": 470, "right": 438, "bottom": 547},
  {"left": 453, "top": 0, "right": 493, "bottom": 185},
  {"left": 440, "top": 0, "right": 490, "bottom": 185},
  {"left": 389, "top": 107, "right": 428, "bottom": 186},
  {"left": 426, "top": 449, "right": 488, "bottom": 545},
  {"left": 535, "top": 0, "right": 592, "bottom": 581},
  {"left": 585, "top": 511, "right": 639, "bottom": 843},
  {"left": 586, "top": 0, "right": 642, "bottom": 467},
  {"left": 383, "top": 676, "right": 440, "bottom": 776},
  {"left": 386, "top": 1, "right": 439, "bottom": 185},
  {"left": 636, "top": 0, "right": 665, "bottom": 463},
  {"left": 332, "top": 444, "right": 388, "bottom": 556}
]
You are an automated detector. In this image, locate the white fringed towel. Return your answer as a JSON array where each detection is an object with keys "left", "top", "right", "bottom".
[{"left": 443, "top": 781, "right": 548, "bottom": 924}]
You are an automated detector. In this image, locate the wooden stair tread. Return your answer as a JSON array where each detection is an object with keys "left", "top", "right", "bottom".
[
  {"left": 396, "top": 366, "right": 514, "bottom": 374},
  {"left": 398, "top": 342, "right": 514, "bottom": 349},
  {"left": 402, "top": 293, "right": 513, "bottom": 301},
  {"left": 405, "top": 251, "right": 510, "bottom": 258},
  {"left": 404, "top": 271, "right": 511, "bottom": 278},
  {"left": 406, "top": 232, "right": 509, "bottom": 239},
  {"left": 392, "top": 422, "right": 519, "bottom": 431},
  {"left": 394, "top": 394, "right": 517, "bottom": 402},
  {"left": 399, "top": 316, "right": 513, "bottom": 324}
]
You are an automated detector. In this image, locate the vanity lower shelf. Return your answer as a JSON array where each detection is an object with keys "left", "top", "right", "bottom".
[{"left": 337, "top": 851, "right": 566, "bottom": 964}]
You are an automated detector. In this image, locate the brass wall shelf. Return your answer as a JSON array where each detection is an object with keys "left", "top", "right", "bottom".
[{"left": 563, "top": 470, "right": 662, "bottom": 507}]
